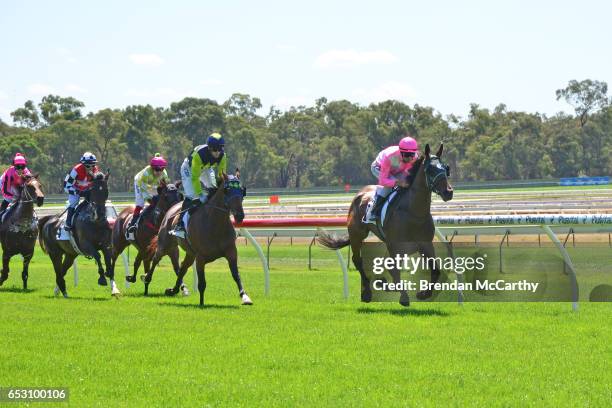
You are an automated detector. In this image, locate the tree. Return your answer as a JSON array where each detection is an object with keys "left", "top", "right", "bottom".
[
  {"left": 556, "top": 79, "right": 609, "bottom": 127},
  {"left": 11, "top": 100, "right": 40, "bottom": 128},
  {"left": 38, "top": 95, "right": 85, "bottom": 125},
  {"left": 223, "top": 93, "right": 262, "bottom": 121}
]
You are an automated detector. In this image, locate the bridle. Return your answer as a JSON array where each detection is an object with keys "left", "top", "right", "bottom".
[{"left": 424, "top": 156, "right": 451, "bottom": 195}]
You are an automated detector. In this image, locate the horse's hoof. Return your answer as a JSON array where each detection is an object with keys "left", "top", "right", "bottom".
[
  {"left": 399, "top": 292, "right": 410, "bottom": 307},
  {"left": 98, "top": 277, "right": 108, "bottom": 286},
  {"left": 126, "top": 276, "right": 136, "bottom": 283},
  {"left": 360, "top": 290, "right": 372, "bottom": 303},
  {"left": 241, "top": 293, "right": 253, "bottom": 305},
  {"left": 165, "top": 288, "right": 177, "bottom": 296},
  {"left": 180, "top": 285, "right": 190, "bottom": 296},
  {"left": 63, "top": 292, "right": 69, "bottom": 298},
  {"left": 54, "top": 287, "right": 60, "bottom": 296},
  {"left": 111, "top": 290, "right": 121, "bottom": 297},
  {"left": 416, "top": 290, "right": 432, "bottom": 300},
  {"left": 0, "top": 276, "right": 7, "bottom": 286}
]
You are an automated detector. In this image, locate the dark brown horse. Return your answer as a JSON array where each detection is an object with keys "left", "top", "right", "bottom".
[
  {"left": 0, "top": 174, "right": 45, "bottom": 289},
  {"left": 147, "top": 174, "right": 252, "bottom": 306},
  {"left": 38, "top": 172, "right": 120, "bottom": 297},
  {"left": 319, "top": 144, "right": 453, "bottom": 306},
  {"left": 111, "top": 180, "right": 185, "bottom": 295}
]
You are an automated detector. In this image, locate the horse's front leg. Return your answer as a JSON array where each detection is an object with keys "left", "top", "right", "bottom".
[
  {"left": 102, "top": 246, "right": 120, "bottom": 296},
  {"left": 387, "top": 243, "right": 411, "bottom": 307},
  {"left": 22, "top": 252, "right": 33, "bottom": 290},
  {"left": 0, "top": 252, "right": 10, "bottom": 286},
  {"left": 416, "top": 241, "right": 440, "bottom": 300},
  {"left": 225, "top": 245, "right": 252, "bottom": 305}
]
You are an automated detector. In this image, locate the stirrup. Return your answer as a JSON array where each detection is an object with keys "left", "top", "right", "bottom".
[
  {"left": 169, "top": 222, "right": 186, "bottom": 238},
  {"left": 169, "top": 228, "right": 185, "bottom": 238}
]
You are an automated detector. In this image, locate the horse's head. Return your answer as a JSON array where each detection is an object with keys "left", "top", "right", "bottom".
[
  {"left": 20, "top": 173, "right": 45, "bottom": 207},
  {"left": 221, "top": 172, "right": 246, "bottom": 223},
  {"left": 156, "top": 180, "right": 182, "bottom": 211},
  {"left": 88, "top": 172, "right": 109, "bottom": 221},
  {"left": 423, "top": 144, "right": 453, "bottom": 202}
]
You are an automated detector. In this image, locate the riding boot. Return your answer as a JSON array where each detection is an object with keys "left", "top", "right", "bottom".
[
  {"left": 65, "top": 207, "right": 76, "bottom": 230},
  {"left": 0, "top": 199, "right": 9, "bottom": 219},
  {"left": 370, "top": 194, "right": 385, "bottom": 221},
  {"left": 174, "top": 198, "right": 191, "bottom": 233},
  {"left": 127, "top": 206, "right": 142, "bottom": 233}
]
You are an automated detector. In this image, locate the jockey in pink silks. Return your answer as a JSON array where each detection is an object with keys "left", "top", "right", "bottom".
[
  {"left": 0, "top": 153, "right": 32, "bottom": 216},
  {"left": 364, "top": 135, "right": 419, "bottom": 224}
]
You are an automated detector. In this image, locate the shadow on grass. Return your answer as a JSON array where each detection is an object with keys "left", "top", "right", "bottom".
[
  {"left": 124, "top": 292, "right": 169, "bottom": 298},
  {"left": 42, "top": 295, "right": 113, "bottom": 302},
  {"left": 357, "top": 307, "right": 449, "bottom": 317},
  {"left": 0, "top": 287, "right": 37, "bottom": 294},
  {"left": 158, "top": 302, "right": 240, "bottom": 310}
]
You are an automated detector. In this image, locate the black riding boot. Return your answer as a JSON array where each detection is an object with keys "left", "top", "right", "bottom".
[
  {"left": 175, "top": 198, "right": 191, "bottom": 233},
  {"left": 0, "top": 199, "right": 9, "bottom": 218},
  {"left": 370, "top": 194, "right": 385, "bottom": 221},
  {"left": 65, "top": 207, "right": 76, "bottom": 230}
]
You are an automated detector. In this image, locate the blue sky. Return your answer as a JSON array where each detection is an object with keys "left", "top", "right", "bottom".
[{"left": 1, "top": 0, "right": 610, "bottom": 123}]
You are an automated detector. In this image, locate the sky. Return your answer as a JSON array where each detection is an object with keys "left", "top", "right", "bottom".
[{"left": 1, "top": 0, "right": 611, "bottom": 123}]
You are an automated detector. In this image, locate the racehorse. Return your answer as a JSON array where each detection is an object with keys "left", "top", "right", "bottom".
[
  {"left": 0, "top": 174, "right": 45, "bottom": 289},
  {"left": 318, "top": 144, "right": 453, "bottom": 306},
  {"left": 147, "top": 174, "right": 252, "bottom": 306},
  {"left": 111, "top": 180, "right": 187, "bottom": 295},
  {"left": 38, "top": 172, "right": 120, "bottom": 297}
]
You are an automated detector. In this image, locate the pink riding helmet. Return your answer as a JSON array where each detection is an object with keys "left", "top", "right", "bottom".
[
  {"left": 150, "top": 153, "right": 167, "bottom": 168},
  {"left": 398, "top": 136, "right": 418, "bottom": 152},
  {"left": 13, "top": 153, "right": 27, "bottom": 166}
]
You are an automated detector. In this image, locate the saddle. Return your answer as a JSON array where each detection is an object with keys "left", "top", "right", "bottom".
[
  {"left": 365, "top": 189, "right": 399, "bottom": 242},
  {"left": 56, "top": 201, "right": 91, "bottom": 258}
]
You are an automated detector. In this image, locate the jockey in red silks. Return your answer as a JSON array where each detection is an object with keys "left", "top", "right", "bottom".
[
  {"left": 364, "top": 135, "right": 419, "bottom": 224},
  {"left": 0, "top": 153, "right": 32, "bottom": 216},
  {"left": 63, "top": 152, "right": 100, "bottom": 230}
]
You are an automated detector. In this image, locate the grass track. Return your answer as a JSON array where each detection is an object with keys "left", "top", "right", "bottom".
[{"left": 1, "top": 243, "right": 611, "bottom": 407}]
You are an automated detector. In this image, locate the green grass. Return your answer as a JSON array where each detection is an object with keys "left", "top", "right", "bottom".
[{"left": 0, "top": 243, "right": 611, "bottom": 407}]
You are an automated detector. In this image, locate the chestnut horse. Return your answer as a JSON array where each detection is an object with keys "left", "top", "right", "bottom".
[
  {"left": 147, "top": 174, "right": 252, "bottom": 306},
  {"left": 111, "top": 180, "right": 186, "bottom": 295},
  {"left": 318, "top": 144, "right": 453, "bottom": 306},
  {"left": 0, "top": 174, "right": 45, "bottom": 289}
]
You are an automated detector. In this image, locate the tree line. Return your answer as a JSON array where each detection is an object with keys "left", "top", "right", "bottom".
[{"left": 0, "top": 79, "right": 610, "bottom": 193}]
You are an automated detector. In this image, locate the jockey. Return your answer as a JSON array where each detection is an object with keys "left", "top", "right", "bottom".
[
  {"left": 364, "top": 135, "right": 419, "bottom": 224},
  {"left": 126, "top": 153, "right": 170, "bottom": 236},
  {"left": 0, "top": 153, "right": 31, "bottom": 216},
  {"left": 172, "top": 132, "right": 227, "bottom": 236},
  {"left": 63, "top": 152, "right": 99, "bottom": 230}
]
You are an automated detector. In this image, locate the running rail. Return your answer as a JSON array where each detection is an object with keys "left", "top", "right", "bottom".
[{"left": 234, "top": 214, "right": 612, "bottom": 308}]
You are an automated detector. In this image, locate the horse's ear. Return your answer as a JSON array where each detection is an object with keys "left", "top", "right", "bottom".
[
  {"left": 436, "top": 144, "right": 443, "bottom": 157},
  {"left": 235, "top": 168, "right": 241, "bottom": 179},
  {"left": 175, "top": 180, "right": 182, "bottom": 189},
  {"left": 104, "top": 172, "right": 110, "bottom": 181},
  {"left": 32, "top": 173, "right": 40, "bottom": 179},
  {"left": 425, "top": 144, "right": 431, "bottom": 158},
  {"left": 222, "top": 172, "right": 228, "bottom": 181}
]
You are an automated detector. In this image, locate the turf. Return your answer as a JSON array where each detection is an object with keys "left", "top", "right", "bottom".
[{"left": 0, "top": 243, "right": 611, "bottom": 407}]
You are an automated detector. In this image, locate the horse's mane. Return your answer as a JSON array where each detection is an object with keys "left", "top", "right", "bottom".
[{"left": 404, "top": 156, "right": 424, "bottom": 186}]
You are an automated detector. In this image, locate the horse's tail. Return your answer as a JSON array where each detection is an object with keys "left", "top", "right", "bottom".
[
  {"left": 317, "top": 190, "right": 364, "bottom": 250},
  {"left": 147, "top": 235, "right": 159, "bottom": 258},
  {"left": 317, "top": 231, "right": 350, "bottom": 250},
  {"left": 37, "top": 215, "right": 55, "bottom": 253}
]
